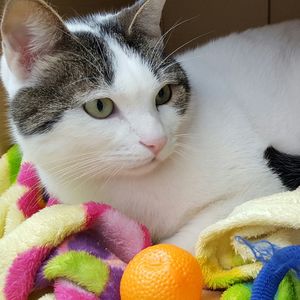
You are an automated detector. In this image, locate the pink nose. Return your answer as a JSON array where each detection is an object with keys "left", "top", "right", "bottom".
[{"left": 140, "top": 137, "right": 167, "bottom": 155}]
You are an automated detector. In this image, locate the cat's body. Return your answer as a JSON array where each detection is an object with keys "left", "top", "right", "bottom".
[{"left": 1, "top": 0, "right": 299, "bottom": 252}]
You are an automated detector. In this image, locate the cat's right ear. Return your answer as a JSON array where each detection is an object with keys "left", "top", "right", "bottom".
[
  {"left": 118, "top": 0, "right": 166, "bottom": 40},
  {"left": 1, "top": 0, "right": 67, "bottom": 81}
]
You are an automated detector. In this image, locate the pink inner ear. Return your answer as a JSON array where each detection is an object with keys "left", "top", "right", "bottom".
[
  {"left": 2, "top": 5, "right": 64, "bottom": 80},
  {"left": 20, "top": 39, "right": 36, "bottom": 74},
  {"left": 9, "top": 28, "right": 40, "bottom": 75}
]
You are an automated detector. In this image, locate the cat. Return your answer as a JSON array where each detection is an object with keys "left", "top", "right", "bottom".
[{"left": 2, "top": 0, "right": 300, "bottom": 253}]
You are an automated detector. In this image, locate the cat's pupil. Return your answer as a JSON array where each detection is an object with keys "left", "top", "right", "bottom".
[
  {"left": 97, "top": 100, "right": 104, "bottom": 111},
  {"left": 158, "top": 89, "right": 165, "bottom": 98}
]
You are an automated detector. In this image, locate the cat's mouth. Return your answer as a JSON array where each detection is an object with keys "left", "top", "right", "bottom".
[
  {"left": 128, "top": 143, "right": 174, "bottom": 174},
  {"left": 134, "top": 157, "right": 157, "bottom": 168},
  {"left": 124, "top": 156, "right": 160, "bottom": 175}
]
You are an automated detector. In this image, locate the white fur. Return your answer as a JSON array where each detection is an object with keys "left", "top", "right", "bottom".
[
  {"left": 65, "top": 22, "right": 97, "bottom": 34},
  {"left": 5, "top": 17, "right": 300, "bottom": 252},
  {"left": 0, "top": 56, "right": 24, "bottom": 97}
]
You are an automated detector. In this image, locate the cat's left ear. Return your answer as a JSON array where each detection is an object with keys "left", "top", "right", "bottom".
[
  {"left": 1, "top": 0, "right": 68, "bottom": 81},
  {"left": 118, "top": 0, "right": 166, "bottom": 39}
]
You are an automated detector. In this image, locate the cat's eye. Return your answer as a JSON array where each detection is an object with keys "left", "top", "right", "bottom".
[
  {"left": 155, "top": 85, "right": 172, "bottom": 106},
  {"left": 84, "top": 98, "right": 114, "bottom": 119}
]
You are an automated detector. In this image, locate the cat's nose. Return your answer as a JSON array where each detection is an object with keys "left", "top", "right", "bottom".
[{"left": 140, "top": 137, "right": 167, "bottom": 155}]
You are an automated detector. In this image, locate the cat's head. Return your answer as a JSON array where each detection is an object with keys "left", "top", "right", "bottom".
[{"left": 1, "top": 0, "right": 190, "bottom": 180}]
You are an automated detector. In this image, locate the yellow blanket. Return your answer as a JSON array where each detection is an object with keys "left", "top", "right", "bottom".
[{"left": 196, "top": 190, "right": 300, "bottom": 290}]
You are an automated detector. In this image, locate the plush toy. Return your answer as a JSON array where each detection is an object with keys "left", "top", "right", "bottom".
[
  {"left": 196, "top": 191, "right": 300, "bottom": 291},
  {"left": 221, "top": 242, "right": 300, "bottom": 300},
  {"left": 252, "top": 245, "right": 300, "bottom": 300},
  {"left": 3, "top": 145, "right": 299, "bottom": 300},
  {"left": 0, "top": 146, "right": 151, "bottom": 300},
  {"left": 0, "top": 146, "right": 204, "bottom": 300}
]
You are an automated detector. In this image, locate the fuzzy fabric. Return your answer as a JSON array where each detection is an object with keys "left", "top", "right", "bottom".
[
  {"left": 0, "top": 146, "right": 151, "bottom": 300},
  {"left": 221, "top": 247, "right": 300, "bottom": 300},
  {"left": 195, "top": 190, "right": 300, "bottom": 299},
  {"left": 251, "top": 245, "right": 300, "bottom": 300},
  {"left": 196, "top": 191, "right": 300, "bottom": 289},
  {"left": 2, "top": 145, "right": 300, "bottom": 300}
]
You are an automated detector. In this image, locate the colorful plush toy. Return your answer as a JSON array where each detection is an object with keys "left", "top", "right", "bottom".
[
  {"left": 2, "top": 145, "right": 300, "bottom": 300},
  {"left": 196, "top": 189, "right": 300, "bottom": 299},
  {"left": 0, "top": 146, "right": 151, "bottom": 299},
  {"left": 221, "top": 244, "right": 300, "bottom": 300},
  {"left": 251, "top": 245, "right": 300, "bottom": 299},
  {"left": 0, "top": 146, "right": 204, "bottom": 300}
]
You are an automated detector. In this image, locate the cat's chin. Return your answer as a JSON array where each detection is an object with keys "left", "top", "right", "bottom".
[
  {"left": 122, "top": 158, "right": 162, "bottom": 176},
  {"left": 123, "top": 148, "right": 174, "bottom": 176}
]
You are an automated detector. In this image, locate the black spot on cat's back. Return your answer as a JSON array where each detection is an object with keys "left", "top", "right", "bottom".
[{"left": 264, "top": 146, "right": 300, "bottom": 190}]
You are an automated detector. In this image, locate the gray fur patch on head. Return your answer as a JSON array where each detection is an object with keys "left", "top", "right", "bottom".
[
  {"left": 155, "top": 58, "right": 190, "bottom": 115},
  {"left": 11, "top": 7, "right": 190, "bottom": 136},
  {"left": 11, "top": 31, "right": 114, "bottom": 135}
]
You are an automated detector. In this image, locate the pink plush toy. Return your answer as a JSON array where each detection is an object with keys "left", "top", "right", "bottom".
[{"left": 0, "top": 146, "right": 151, "bottom": 300}]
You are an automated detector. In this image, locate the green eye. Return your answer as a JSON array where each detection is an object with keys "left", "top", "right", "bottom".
[
  {"left": 155, "top": 85, "right": 172, "bottom": 106},
  {"left": 84, "top": 98, "right": 114, "bottom": 119}
]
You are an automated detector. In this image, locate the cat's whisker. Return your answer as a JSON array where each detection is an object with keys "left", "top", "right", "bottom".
[
  {"left": 175, "top": 133, "right": 194, "bottom": 137},
  {"left": 22, "top": 149, "right": 130, "bottom": 183},
  {"left": 41, "top": 152, "right": 105, "bottom": 167},
  {"left": 172, "top": 149, "right": 187, "bottom": 162},
  {"left": 54, "top": 26, "right": 105, "bottom": 76},
  {"left": 64, "top": 77, "right": 101, "bottom": 89},
  {"left": 93, "top": 36, "right": 111, "bottom": 79},
  {"left": 41, "top": 159, "right": 99, "bottom": 174},
  {"left": 72, "top": 162, "right": 120, "bottom": 184},
  {"left": 47, "top": 158, "right": 115, "bottom": 179},
  {"left": 176, "top": 142, "right": 200, "bottom": 153},
  {"left": 62, "top": 163, "right": 116, "bottom": 189},
  {"left": 100, "top": 164, "right": 124, "bottom": 191},
  {"left": 53, "top": 153, "right": 126, "bottom": 173},
  {"left": 149, "top": 19, "right": 181, "bottom": 65},
  {"left": 161, "top": 53, "right": 205, "bottom": 72},
  {"left": 70, "top": 165, "right": 104, "bottom": 192},
  {"left": 51, "top": 164, "right": 113, "bottom": 188},
  {"left": 55, "top": 49, "right": 104, "bottom": 78},
  {"left": 44, "top": 156, "right": 108, "bottom": 175},
  {"left": 157, "top": 31, "right": 214, "bottom": 70},
  {"left": 175, "top": 133, "right": 204, "bottom": 141},
  {"left": 40, "top": 148, "right": 118, "bottom": 166},
  {"left": 149, "top": 15, "right": 200, "bottom": 68},
  {"left": 42, "top": 156, "right": 117, "bottom": 174}
]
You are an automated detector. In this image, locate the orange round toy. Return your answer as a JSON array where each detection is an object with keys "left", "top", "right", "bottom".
[{"left": 120, "top": 244, "right": 203, "bottom": 300}]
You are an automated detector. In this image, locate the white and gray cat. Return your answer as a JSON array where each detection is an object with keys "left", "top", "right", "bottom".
[{"left": 1, "top": 0, "right": 300, "bottom": 252}]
